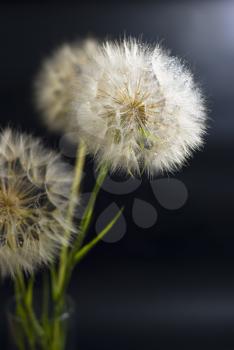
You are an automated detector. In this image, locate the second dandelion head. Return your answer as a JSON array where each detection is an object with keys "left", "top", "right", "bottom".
[{"left": 0, "top": 129, "right": 76, "bottom": 277}]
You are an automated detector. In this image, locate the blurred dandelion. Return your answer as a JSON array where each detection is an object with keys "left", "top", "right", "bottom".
[{"left": 34, "top": 38, "right": 98, "bottom": 133}]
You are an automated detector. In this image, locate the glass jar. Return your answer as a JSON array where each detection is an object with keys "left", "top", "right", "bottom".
[{"left": 6, "top": 295, "right": 76, "bottom": 350}]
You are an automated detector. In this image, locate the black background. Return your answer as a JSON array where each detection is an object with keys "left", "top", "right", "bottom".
[{"left": 0, "top": 0, "right": 234, "bottom": 349}]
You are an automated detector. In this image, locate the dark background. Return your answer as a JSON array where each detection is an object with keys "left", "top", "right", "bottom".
[{"left": 0, "top": 0, "right": 234, "bottom": 349}]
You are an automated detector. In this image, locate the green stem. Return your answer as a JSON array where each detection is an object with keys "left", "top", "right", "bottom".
[
  {"left": 75, "top": 164, "right": 108, "bottom": 251},
  {"left": 41, "top": 273, "right": 50, "bottom": 332},
  {"left": 55, "top": 140, "right": 86, "bottom": 300},
  {"left": 57, "top": 164, "right": 108, "bottom": 298},
  {"left": 14, "top": 276, "right": 36, "bottom": 349},
  {"left": 74, "top": 207, "right": 124, "bottom": 263},
  {"left": 14, "top": 272, "right": 46, "bottom": 348}
]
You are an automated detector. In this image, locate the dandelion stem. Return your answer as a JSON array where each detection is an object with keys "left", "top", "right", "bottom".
[
  {"left": 72, "top": 163, "right": 108, "bottom": 256},
  {"left": 55, "top": 140, "right": 86, "bottom": 300}
]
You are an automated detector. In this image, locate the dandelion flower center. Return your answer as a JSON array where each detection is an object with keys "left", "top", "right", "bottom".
[
  {"left": 0, "top": 174, "right": 48, "bottom": 249},
  {"left": 0, "top": 179, "right": 44, "bottom": 223},
  {"left": 0, "top": 191, "right": 20, "bottom": 221},
  {"left": 96, "top": 77, "right": 166, "bottom": 150}
]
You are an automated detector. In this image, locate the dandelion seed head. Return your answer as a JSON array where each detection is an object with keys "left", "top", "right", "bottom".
[
  {"left": 34, "top": 38, "right": 98, "bottom": 133},
  {"left": 0, "top": 129, "right": 76, "bottom": 277},
  {"left": 73, "top": 39, "right": 207, "bottom": 175}
]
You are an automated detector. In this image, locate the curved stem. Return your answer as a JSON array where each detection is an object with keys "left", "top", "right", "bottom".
[{"left": 74, "top": 207, "right": 124, "bottom": 263}]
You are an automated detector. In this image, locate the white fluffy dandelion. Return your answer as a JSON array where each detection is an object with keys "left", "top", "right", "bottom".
[
  {"left": 0, "top": 129, "right": 76, "bottom": 277},
  {"left": 72, "top": 39, "right": 207, "bottom": 175},
  {"left": 34, "top": 38, "right": 98, "bottom": 133}
]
